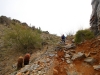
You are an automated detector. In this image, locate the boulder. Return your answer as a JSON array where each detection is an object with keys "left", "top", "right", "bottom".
[
  {"left": 64, "top": 54, "right": 71, "bottom": 58},
  {"left": 71, "top": 52, "right": 85, "bottom": 60},
  {"left": 84, "top": 57, "right": 96, "bottom": 65},
  {"left": 90, "top": 0, "right": 100, "bottom": 35},
  {"left": 48, "top": 53, "right": 55, "bottom": 57},
  {"left": 66, "top": 59, "right": 72, "bottom": 64},
  {"left": 20, "top": 65, "right": 30, "bottom": 73},
  {"left": 10, "top": 71, "right": 17, "bottom": 75},
  {"left": 93, "top": 65, "right": 100, "bottom": 70}
]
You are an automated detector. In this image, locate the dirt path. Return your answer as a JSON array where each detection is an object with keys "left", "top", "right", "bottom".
[
  {"left": 11, "top": 38, "right": 100, "bottom": 75},
  {"left": 11, "top": 45, "right": 55, "bottom": 75}
]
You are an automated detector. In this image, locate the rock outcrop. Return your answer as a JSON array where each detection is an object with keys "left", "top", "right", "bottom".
[{"left": 90, "top": 0, "right": 100, "bottom": 35}]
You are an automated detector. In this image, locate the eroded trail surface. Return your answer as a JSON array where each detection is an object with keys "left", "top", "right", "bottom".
[
  {"left": 12, "top": 45, "right": 55, "bottom": 75},
  {"left": 53, "top": 36, "right": 100, "bottom": 75},
  {"left": 13, "top": 36, "right": 100, "bottom": 75}
]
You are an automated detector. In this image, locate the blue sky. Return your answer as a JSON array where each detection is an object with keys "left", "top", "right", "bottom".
[{"left": 0, "top": 0, "right": 92, "bottom": 36}]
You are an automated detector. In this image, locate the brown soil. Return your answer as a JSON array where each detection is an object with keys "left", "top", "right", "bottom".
[
  {"left": 53, "top": 36, "right": 100, "bottom": 75},
  {"left": 53, "top": 50, "right": 67, "bottom": 75}
]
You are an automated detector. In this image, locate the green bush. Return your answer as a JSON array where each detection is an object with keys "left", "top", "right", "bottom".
[
  {"left": 75, "top": 29, "right": 94, "bottom": 44},
  {"left": 4, "top": 24, "right": 42, "bottom": 52}
]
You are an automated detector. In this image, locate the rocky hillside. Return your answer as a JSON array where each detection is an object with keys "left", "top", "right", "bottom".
[
  {"left": 10, "top": 35, "right": 100, "bottom": 75},
  {"left": 0, "top": 16, "right": 60, "bottom": 75},
  {"left": 1, "top": 10, "right": 100, "bottom": 75}
]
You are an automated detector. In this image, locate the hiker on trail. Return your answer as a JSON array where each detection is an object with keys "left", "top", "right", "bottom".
[{"left": 61, "top": 34, "right": 66, "bottom": 44}]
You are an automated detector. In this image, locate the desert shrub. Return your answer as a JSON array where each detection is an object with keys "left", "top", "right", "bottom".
[
  {"left": 36, "top": 27, "right": 42, "bottom": 34},
  {"left": 4, "top": 24, "right": 42, "bottom": 52},
  {"left": 75, "top": 29, "right": 94, "bottom": 44}
]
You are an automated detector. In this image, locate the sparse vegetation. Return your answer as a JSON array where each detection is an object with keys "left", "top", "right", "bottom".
[
  {"left": 75, "top": 29, "right": 94, "bottom": 44},
  {"left": 1, "top": 15, "right": 100, "bottom": 75},
  {"left": 4, "top": 24, "right": 43, "bottom": 52},
  {"left": 0, "top": 16, "right": 61, "bottom": 75}
]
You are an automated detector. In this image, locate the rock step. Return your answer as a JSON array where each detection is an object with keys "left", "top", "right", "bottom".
[{"left": 15, "top": 47, "right": 56, "bottom": 75}]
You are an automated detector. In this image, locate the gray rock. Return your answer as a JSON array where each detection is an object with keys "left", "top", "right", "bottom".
[
  {"left": 32, "top": 64, "right": 40, "bottom": 70},
  {"left": 54, "top": 46, "right": 62, "bottom": 51},
  {"left": 49, "top": 53, "right": 55, "bottom": 57},
  {"left": 90, "top": 0, "right": 100, "bottom": 35},
  {"left": 65, "top": 54, "right": 71, "bottom": 58},
  {"left": 71, "top": 52, "right": 85, "bottom": 60},
  {"left": 10, "top": 71, "right": 17, "bottom": 75},
  {"left": 72, "top": 39, "right": 75, "bottom": 43},
  {"left": 41, "top": 59, "right": 47, "bottom": 63},
  {"left": 64, "top": 43, "right": 76, "bottom": 50},
  {"left": 66, "top": 59, "right": 72, "bottom": 64},
  {"left": 20, "top": 65, "right": 30, "bottom": 73},
  {"left": 30, "top": 64, "right": 35, "bottom": 71},
  {"left": 84, "top": 57, "right": 96, "bottom": 65},
  {"left": 93, "top": 65, "right": 100, "bottom": 70},
  {"left": 12, "top": 64, "right": 17, "bottom": 69},
  {"left": 61, "top": 58, "right": 65, "bottom": 61}
]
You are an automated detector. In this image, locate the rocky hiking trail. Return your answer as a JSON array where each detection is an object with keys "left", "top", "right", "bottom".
[
  {"left": 11, "top": 45, "right": 55, "bottom": 75},
  {"left": 11, "top": 37, "right": 100, "bottom": 75}
]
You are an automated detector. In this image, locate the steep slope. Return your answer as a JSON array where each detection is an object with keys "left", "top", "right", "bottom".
[
  {"left": 14, "top": 36, "right": 100, "bottom": 75},
  {"left": 0, "top": 16, "right": 60, "bottom": 75}
]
